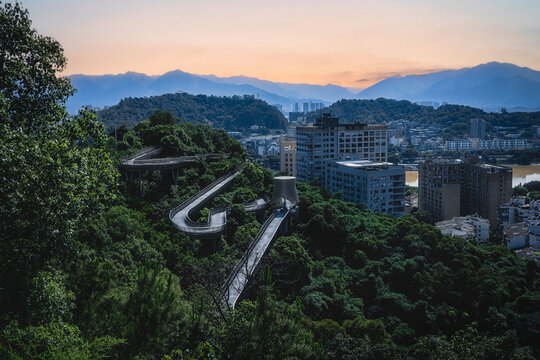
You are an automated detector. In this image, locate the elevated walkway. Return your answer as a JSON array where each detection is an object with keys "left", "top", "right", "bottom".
[
  {"left": 165, "top": 156, "right": 298, "bottom": 310},
  {"left": 119, "top": 147, "right": 227, "bottom": 184},
  {"left": 222, "top": 200, "right": 294, "bottom": 309},
  {"left": 169, "top": 166, "right": 269, "bottom": 239}
]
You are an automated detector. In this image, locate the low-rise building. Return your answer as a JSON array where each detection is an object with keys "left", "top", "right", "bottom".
[
  {"left": 435, "top": 215, "right": 490, "bottom": 244},
  {"left": 498, "top": 198, "right": 540, "bottom": 226},
  {"left": 514, "top": 247, "right": 540, "bottom": 263},
  {"left": 503, "top": 222, "right": 528, "bottom": 249},
  {"left": 527, "top": 217, "right": 540, "bottom": 248},
  {"left": 324, "top": 160, "right": 405, "bottom": 216},
  {"left": 444, "top": 138, "right": 528, "bottom": 151}
]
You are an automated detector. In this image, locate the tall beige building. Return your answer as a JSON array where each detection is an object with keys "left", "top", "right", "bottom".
[
  {"left": 279, "top": 137, "right": 296, "bottom": 177},
  {"left": 296, "top": 113, "right": 387, "bottom": 183},
  {"left": 419, "top": 156, "right": 512, "bottom": 225}
]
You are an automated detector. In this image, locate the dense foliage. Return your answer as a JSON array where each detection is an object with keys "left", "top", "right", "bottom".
[
  {"left": 306, "top": 99, "right": 540, "bottom": 139},
  {"left": 263, "top": 182, "right": 539, "bottom": 358},
  {"left": 97, "top": 93, "right": 288, "bottom": 131},
  {"left": 2, "top": 3, "right": 539, "bottom": 359}
]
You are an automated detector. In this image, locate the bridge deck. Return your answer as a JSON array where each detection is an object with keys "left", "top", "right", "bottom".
[
  {"left": 170, "top": 170, "right": 242, "bottom": 235},
  {"left": 224, "top": 201, "right": 292, "bottom": 309}
]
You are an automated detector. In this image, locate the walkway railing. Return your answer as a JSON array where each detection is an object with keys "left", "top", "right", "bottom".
[
  {"left": 222, "top": 210, "right": 279, "bottom": 295},
  {"left": 222, "top": 203, "right": 293, "bottom": 308}
]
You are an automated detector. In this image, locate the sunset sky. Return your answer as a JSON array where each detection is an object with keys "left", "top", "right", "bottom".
[{"left": 19, "top": 0, "right": 540, "bottom": 88}]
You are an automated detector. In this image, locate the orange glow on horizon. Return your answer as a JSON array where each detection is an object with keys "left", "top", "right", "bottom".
[{"left": 20, "top": 0, "right": 540, "bottom": 88}]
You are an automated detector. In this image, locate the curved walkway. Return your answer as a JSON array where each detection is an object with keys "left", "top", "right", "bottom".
[
  {"left": 165, "top": 157, "right": 296, "bottom": 309},
  {"left": 169, "top": 166, "right": 270, "bottom": 238},
  {"left": 120, "top": 146, "right": 226, "bottom": 172}
]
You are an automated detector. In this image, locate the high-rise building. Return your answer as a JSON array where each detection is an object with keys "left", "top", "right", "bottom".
[
  {"left": 470, "top": 118, "right": 486, "bottom": 139},
  {"left": 419, "top": 156, "right": 512, "bottom": 225},
  {"left": 293, "top": 103, "right": 300, "bottom": 113},
  {"left": 324, "top": 160, "right": 405, "bottom": 216},
  {"left": 279, "top": 137, "right": 297, "bottom": 177},
  {"left": 288, "top": 112, "right": 304, "bottom": 123},
  {"left": 310, "top": 102, "right": 323, "bottom": 112},
  {"left": 303, "top": 102, "right": 309, "bottom": 114},
  {"left": 296, "top": 113, "right": 388, "bottom": 183}
]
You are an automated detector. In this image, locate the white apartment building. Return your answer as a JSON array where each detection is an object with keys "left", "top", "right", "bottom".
[
  {"left": 444, "top": 138, "right": 528, "bottom": 152},
  {"left": 324, "top": 160, "right": 405, "bottom": 216},
  {"left": 296, "top": 113, "right": 387, "bottom": 183},
  {"left": 444, "top": 140, "right": 472, "bottom": 151}
]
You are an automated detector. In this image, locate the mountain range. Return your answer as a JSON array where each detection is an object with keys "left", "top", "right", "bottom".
[
  {"left": 67, "top": 70, "right": 357, "bottom": 114},
  {"left": 357, "top": 62, "right": 540, "bottom": 112},
  {"left": 67, "top": 62, "right": 540, "bottom": 114}
]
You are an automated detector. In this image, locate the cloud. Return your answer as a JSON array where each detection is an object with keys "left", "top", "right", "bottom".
[{"left": 353, "top": 66, "right": 454, "bottom": 86}]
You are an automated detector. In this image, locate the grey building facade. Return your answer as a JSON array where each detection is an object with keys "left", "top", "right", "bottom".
[{"left": 324, "top": 160, "right": 405, "bottom": 216}]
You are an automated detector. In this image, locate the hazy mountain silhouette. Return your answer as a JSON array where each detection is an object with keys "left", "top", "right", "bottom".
[
  {"left": 67, "top": 62, "right": 540, "bottom": 114},
  {"left": 357, "top": 62, "right": 540, "bottom": 111},
  {"left": 201, "top": 74, "right": 359, "bottom": 103},
  {"left": 67, "top": 70, "right": 353, "bottom": 113}
]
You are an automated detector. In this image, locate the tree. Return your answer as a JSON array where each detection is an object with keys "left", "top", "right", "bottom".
[
  {"left": 219, "top": 269, "right": 323, "bottom": 359},
  {"left": 513, "top": 186, "right": 528, "bottom": 197},
  {"left": 0, "top": 2, "right": 116, "bottom": 320},
  {"left": 0, "top": 321, "right": 122, "bottom": 360},
  {"left": 0, "top": 1, "right": 73, "bottom": 131}
]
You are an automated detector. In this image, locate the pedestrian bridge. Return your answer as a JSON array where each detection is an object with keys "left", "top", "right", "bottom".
[
  {"left": 169, "top": 166, "right": 269, "bottom": 239},
  {"left": 119, "top": 146, "right": 227, "bottom": 184},
  {"left": 166, "top": 160, "right": 298, "bottom": 310},
  {"left": 222, "top": 200, "right": 294, "bottom": 309}
]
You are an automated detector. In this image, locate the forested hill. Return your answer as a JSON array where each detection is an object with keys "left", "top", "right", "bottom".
[
  {"left": 97, "top": 92, "right": 288, "bottom": 131},
  {"left": 307, "top": 98, "right": 540, "bottom": 138}
]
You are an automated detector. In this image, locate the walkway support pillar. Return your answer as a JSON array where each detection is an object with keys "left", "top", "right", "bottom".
[{"left": 271, "top": 176, "right": 299, "bottom": 205}]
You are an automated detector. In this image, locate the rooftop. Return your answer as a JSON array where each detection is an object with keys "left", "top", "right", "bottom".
[
  {"left": 504, "top": 222, "right": 528, "bottom": 238},
  {"left": 515, "top": 247, "right": 539, "bottom": 263},
  {"left": 421, "top": 159, "right": 464, "bottom": 165},
  {"left": 333, "top": 160, "right": 398, "bottom": 170}
]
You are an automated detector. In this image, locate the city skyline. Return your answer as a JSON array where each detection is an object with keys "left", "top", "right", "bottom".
[{"left": 17, "top": 0, "right": 540, "bottom": 88}]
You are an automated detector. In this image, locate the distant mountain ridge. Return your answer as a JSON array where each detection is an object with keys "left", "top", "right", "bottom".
[
  {"left": 67, "top": 62, "right": 540, "bottom": 114},
  {"left": 67, "top": 70, "right": 359, "bottom": 114},
  {"left": 357, "top": 62, "right": 540, "bottom": 111}
]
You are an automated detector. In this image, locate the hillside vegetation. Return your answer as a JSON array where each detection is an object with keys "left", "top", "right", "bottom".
[
  {"left": 307, "top": 99, "right": 540, "bottom": 138},
  {"left": 2, "top": 4, "right": 539, "bottom": 359},
  {"left": 97, "top": 93, "right": 288, "bottom": 131}
]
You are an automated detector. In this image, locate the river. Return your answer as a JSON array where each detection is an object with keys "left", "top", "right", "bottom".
[{"left": 406, "top": 165, "right": 540, "bottom": 187}]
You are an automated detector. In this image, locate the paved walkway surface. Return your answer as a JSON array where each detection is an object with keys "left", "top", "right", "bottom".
[
  {"left": 224, "top": 201, "right": 293, "bottom": 309},
  {"left": 171, "top": 170, "right": 241, "bottom": 235}
]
